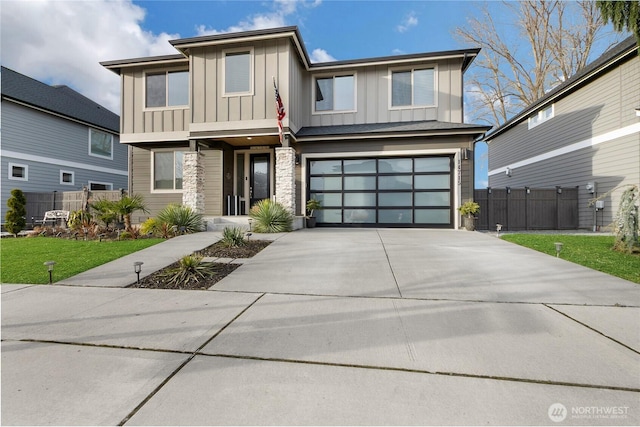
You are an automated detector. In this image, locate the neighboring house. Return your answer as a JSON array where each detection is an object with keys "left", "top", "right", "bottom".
[
  {"left": 101, "top": 26, "right": 489, "bottom": 229},
  {"left": 485, "top": 37, "right": 639, "bottom": 231},
  {"left": 1, "top": 66, "right": 127, "bottom": 220}
]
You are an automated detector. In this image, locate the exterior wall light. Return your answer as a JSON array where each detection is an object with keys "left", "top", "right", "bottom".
[
  {"left": 556, "top": 186, "right": 562, "bottom": 194},
  {"left": 555, "top": 242, "right": 563, "bottom": 258},
  {"left": 487, "top": 187, "right": 492, "bottom": 194},
  {"left": 505, "top": 167, "right": 512, "bottom": 177},
  {"left": 506, "top": 186, "right": 511, "bottom": 194},
  {"left": 44, "top": 261, "right": 56, "bottom": 284},
  {"left": 525, "top": 187, "right": 531, "bottom": 194},
  {"left": 133, "top": 261, "right": 143, "bottom": 284}
]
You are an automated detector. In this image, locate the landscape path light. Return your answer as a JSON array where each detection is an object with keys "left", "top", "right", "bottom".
[
  {"left": 133, "top": 261, "right": 143, "bottom": 284},
  {"left": 44, "top": 261, "right": 56, "bottom": 284},
  {"left": 555, "top": 242, "right": 563, "bottom": 258}
]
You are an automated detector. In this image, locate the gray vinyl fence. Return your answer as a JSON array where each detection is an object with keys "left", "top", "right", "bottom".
[
  {"left": 474, "top": 187, "right": 579, "bottom": 231},
  {"left": 25, "top": 189, "right": 125, "bottom": 226}
]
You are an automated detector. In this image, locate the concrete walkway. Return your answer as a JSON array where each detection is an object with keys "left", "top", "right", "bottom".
[{"left": 2, "top": 229, "right": 639, "bottom": 425}]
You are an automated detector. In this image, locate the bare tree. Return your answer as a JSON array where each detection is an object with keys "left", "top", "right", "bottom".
[{"left": 456, "top": 0, "right": 611, "bottom": 127}]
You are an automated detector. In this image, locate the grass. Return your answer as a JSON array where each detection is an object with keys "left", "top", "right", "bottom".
[
  {"left": 1, "top": 237, "right": 164, "bottom": 284},
  {"left": 501, "top": 234, "right": 640, "bottom": 284}
]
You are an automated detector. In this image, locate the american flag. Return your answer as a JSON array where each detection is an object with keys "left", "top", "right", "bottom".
[{"left": 274, "top": 78, "right": 286, "bottom": 143}]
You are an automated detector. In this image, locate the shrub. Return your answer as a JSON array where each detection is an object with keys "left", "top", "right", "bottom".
[
  {"left": 249, "top": 199, "right": 293, "bottom": 233},
  {"left": 157, "top": 204, "right": 204, "bottom": 234},
  {"left": 613, "top": 185, "right": 639, "bottom": 254},
  {"left": 221, "top": 226, "right": 246, "bottom": 248},
  {"left": 113, "top": 194, "right": 148, "bottom": 231},
  {"left": 458, "top": 200, "right": 480, "bottom": 217},
  {"left": 67, "top": 210, "right": 94, "bottom": 231},
  {"left": 160, "top": 255, "right": 217, "bottom": 285},
  {"left": 89, "top": 198, "right": 119, "bottom": 229},
  {"left": 141, "top": 218, "right": 161, "bottom": 236},
  {"left": 5, "top": 189, "right": 27, "bottom": 235}
]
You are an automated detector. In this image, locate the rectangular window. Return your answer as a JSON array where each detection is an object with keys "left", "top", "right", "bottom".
[
  {"left": 528, "top": 104, "right": 554, "bottom": 129},
  {"left": 89, "top": 181, "right": 113, "bottom": 190},
  {"left": 153, "top": 151, "right": 184, "bottom": 191},
  {"left": 315, "top": 75, "right": 355, "bottom": 112},
  {"left": 224, "top": 50, "right": 252, "bottom": 95},
  {"left": 89, "top": 129, "right": 113, "bottom": 159},
  {"left": 8, "top": 163, "right": 28, "bottom": 181},
  {"left": 145, "top": 70, "right": 189, "bottom": 108},
  {"left": 391, "top": 68, "right": 435, "bottom": 107},
  {"left": 60, "top": 170, "right": 74, "bottom": 185}
]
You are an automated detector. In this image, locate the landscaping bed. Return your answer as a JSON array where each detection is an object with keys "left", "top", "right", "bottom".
[{"left": 128, "top": 239, "right": 271, "bottom": 290}]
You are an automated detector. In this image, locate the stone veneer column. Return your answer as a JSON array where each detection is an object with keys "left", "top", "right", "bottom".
[
  {"left": 275, "top": 146, "right": 296, "bottom": 214},
  {"left": 182, "top": 151, "right": 205, "bottom": 214}
]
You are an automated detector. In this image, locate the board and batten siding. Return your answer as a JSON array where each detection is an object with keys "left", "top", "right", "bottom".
[
  {"left": 121, "top": 61, "right": 191, "bottom": 135},
  {"left": 488, "top": 53, "right": 640, "bottom": 229},
  {"left": 1, "top": 101, "right": 127, "bottom": 219},
  {"left": 130, "top": 146, "right": 223, "bottom": 221}
]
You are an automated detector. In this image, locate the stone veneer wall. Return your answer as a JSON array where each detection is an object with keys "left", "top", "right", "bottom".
[
  {"left": 182, "top": 151, "right": 205, "bottom": 214},
  {"left": 275, "top": 147, "right": 296, "bottom": 214}
]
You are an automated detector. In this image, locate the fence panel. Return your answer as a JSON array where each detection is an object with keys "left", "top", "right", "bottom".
[{"left": 25, "top": 192, "right": 61, "bottom": 224}]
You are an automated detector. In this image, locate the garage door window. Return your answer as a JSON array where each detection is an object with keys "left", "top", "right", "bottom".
[{"left": 308, "top": 156, "right": 453, "bottom": 227}]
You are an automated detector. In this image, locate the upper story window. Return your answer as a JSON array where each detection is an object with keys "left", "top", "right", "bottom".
[
  {"left": 528, "top": 104, "right": 554, "bottom": 129},
  {"left": 314, "top": 75, "right": 355, "bottom": 113},
  {"left": 224, "top": 49, "right": 253, "bottom": 96},
  {"left": 145, "top": 70, "right": 189, "bottom": 108},
  {"left": 153, "top": 151, "right": 183, "bottom": 191},
  {"left": 89, "top": 129, "right": 113, "bottom": 159},
  {"left": 60, "top": 170, "right": 74, "bottom": 185},
  {"left": 391, "top": 68, "right": 435, "bottom": 108},
  {"left": 8, "top": 163, "right": 28, "bottom": 181}
]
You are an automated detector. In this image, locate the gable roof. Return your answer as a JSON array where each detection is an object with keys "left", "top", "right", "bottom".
[
  {"left": 485, "top": 36, "right": 638, "bottom": 141},
  {"left": 1, "top": 66, "right": 120, "bottom": 133}
]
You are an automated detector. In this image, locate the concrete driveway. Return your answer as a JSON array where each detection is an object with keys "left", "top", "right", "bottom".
[{"left": 2, "top": 229, "right": 639, "bottom": 425}]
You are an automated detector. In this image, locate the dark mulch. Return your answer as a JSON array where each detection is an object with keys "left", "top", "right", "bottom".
[{"left": 128, "top": 239, "right": 271, "bottom": 290}]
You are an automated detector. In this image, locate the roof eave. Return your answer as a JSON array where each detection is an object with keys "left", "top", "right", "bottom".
[
  {"left": 294, "top": 126, "right": 490, "bottom": 142},
  {"left": 100, "top": 54, "right": 188, "bottom": 75}
]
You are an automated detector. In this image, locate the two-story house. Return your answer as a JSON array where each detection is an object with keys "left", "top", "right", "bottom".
[
  {"left": 101, "top": 26, "right": 489, "bottom": 228},
  {"left": 1, "top": 66, "right": 127, "bottom": 221},
  {"left": 485, "top": 37, "right": 639, "bottom": 231}
]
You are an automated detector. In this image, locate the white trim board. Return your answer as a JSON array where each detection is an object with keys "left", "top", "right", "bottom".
[
  {"left": 488, "top": 123, "right": 640, "bottom": 176},
  {"left": 3, "top": 150, "right": 128, "bottom": 176}
]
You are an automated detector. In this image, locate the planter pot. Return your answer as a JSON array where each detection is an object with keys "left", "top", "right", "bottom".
[
  {"left": 463, "top": 216, "right": 476, "bottom": 231},
  {"left": 306, "top": 217, "right": 317, "bottom": 228}
]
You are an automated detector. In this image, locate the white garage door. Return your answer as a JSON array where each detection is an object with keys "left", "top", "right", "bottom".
[{"left": 308, "top": 156, "right": 453, "bottom": 227}]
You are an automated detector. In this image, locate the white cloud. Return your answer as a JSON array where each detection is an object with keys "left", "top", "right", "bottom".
[
  {"left": 1, "top": 0, "right": 178, "bottom": 114},
  {"left": 309, "top": 48, "right": 336, "bottom": 63},
  {"left": 396, "top": 11, "right": 418, "bottom": 33}
]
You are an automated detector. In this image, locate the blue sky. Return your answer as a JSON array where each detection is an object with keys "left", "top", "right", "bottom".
[{"left": 0, "top": 0, "right": 620, "bottom": 187}]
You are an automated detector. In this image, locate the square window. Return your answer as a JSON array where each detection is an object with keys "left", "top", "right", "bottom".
[
  {"left": 9, "top": 163, "right": 28, "bottom": 181},
  {"left": 315, "top": 75, "right": 355, "bottom": 112},
  {"left": 224, "top": 50, "right": 252, "bottom": 95},
  {"left": 391, "top": 68, "right": 435, "bottom": 108},
  {"left": 60, "top": 170, "right": 74, "bottom": 185},
  {"left": 89, "top": 129, "right": 113, "bottom": 159},
  {"left": 146, "top": 70, "right": 189, "bottom": 108}
]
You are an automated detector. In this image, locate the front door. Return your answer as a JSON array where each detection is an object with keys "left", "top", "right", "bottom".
[{"left": 249, "top": 153, "right": 270, "bottom": 207}]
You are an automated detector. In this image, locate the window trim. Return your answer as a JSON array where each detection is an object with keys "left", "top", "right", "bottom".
[
  {"left": 312, "top": 72, "right": 357, "bottom": 114},
  {"left": 8, "top": 162, "right": 28, "bottom": 181},
  {"left": 60, "top": 170, "right": 75, "bottom": 186},
  {"left": 150, "top": 150, "right": 185, "bottom": 193},
  {"left": 528, "top": 104, "right": 554, "bottom": 129},
  {"left": 143, "top": 68, "right": 190, "bottom": 111},
  {"left": 88, "top": 128, "right": 114, "bottom": 160},
  {"left": 222, "top": 47, "right": 254, "bottom": 97},
  {"left": 388, "top": 65, "right": 438, "bottom": 110},
  {"left": 88, "top": 181, "right": 113, "bottom": 191}
]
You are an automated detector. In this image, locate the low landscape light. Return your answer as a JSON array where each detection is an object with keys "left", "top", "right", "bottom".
[
  {"left": 248, "top": 218, "right": 253, "bottom": 232},
  {"left": 554, "top": 242, "right": 563, "bottom": 258},
  {"left": 133, "top": 261, "right": 143, "bottom": 284},
  {"left": 496, "top": 223, "right": 502, "bottom": 237},
  {"left": 44, "top": 261, "right": 56, "bottom": 284}
]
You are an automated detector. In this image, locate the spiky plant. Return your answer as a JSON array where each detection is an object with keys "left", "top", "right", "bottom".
[
  {"left": 161, "top": 255, "right": 217, "bottom": 285},
  {"left": 89, "top": 198, "right": 119, "bottom": 230},
  {"left": 249, "top": 199, "right": 293, "bottom": 233},
  {"left": 221, "top": 226, "right": 246, "bottom": 248},
  {"left": 113, "top": 194, "right": 148, "bottom": 231},
  {"left": 157, "top": 204, "right": 204, "bottom": 234}
]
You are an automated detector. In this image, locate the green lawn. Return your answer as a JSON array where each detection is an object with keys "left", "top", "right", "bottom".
[
  {"left": 501, "top": 234, "right": 640, "bottom": 284},
  {"left": 1, "top": 237, "right": 164, "bottom": 284}
]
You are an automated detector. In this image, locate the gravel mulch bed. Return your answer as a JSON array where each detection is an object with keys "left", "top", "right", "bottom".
[{"left": 128, "top": 239, "right": 271, "bottom": 290}]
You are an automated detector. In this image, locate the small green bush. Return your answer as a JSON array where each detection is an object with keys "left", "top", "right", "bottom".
[
  {"left": 5, "top": 188, "right": 27, "bottom": 235},
  {"left": 89, "top": 198, "right": 119, "bottom": 229},
  {"left": 161, "top": 255, "right": 217, "bottom": 285},
  {"left": 221, "top": 226, "right": 246, "bottom": 248},
  {"left": 157, "top": 204, "right": 204, "bottom": 234},
  {"left": 249, "top": 199, "right": 293, "bottom": 233},
  {"left": 141, "top": 218, "right": 161, "bottom": 236},
  {"left": 67, "top": 210, "right": 94, "bottom": 231}
]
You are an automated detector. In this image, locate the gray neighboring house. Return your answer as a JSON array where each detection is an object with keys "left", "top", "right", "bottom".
[
  {"left": 485, "top": 37, "right": 639, "bottom": 231},
  {"left": 102, "top": 26, "right": 489, "bottom": 229},
  {"left": 1, "top": 66, "right": 127, "bottom": 220}
]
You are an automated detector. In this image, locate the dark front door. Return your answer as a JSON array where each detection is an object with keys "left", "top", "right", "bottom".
[{"left": 250, "top": 154, "right": 270, "bottom": 207}]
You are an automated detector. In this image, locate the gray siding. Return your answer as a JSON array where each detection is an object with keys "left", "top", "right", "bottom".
[
  {"left": 488, "top": 54, "right": 640, "bottom": 229},
  {"left": 1, "top": 101, "right": 127, "bottom": 219}
]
